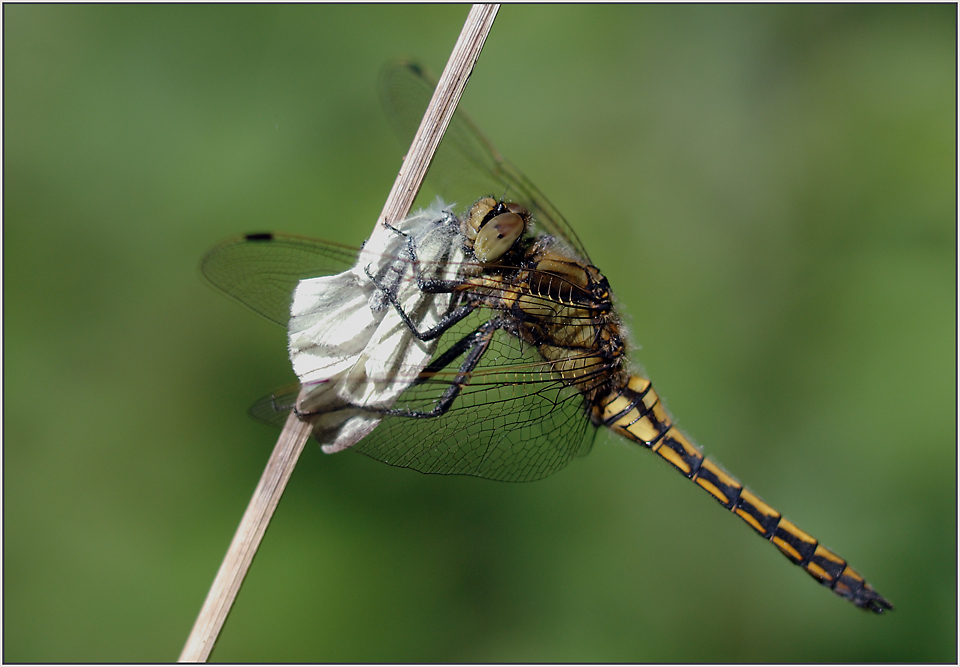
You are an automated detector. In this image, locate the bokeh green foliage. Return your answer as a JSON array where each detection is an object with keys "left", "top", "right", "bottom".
[{"left": 4, "top": 4, "right": 955, "bottom": 662}]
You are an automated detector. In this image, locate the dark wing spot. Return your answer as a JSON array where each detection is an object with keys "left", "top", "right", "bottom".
[{"left": 245, "top": 232, "right": 274, "bottom": 242}]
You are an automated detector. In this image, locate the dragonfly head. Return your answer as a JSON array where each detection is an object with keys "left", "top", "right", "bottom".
[{"left": 462, "top": 197, "right": 530, "bottom": 263}]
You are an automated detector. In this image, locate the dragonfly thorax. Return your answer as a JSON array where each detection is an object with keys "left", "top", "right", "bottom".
[{"left": 502, "top": 236, "right": 629, "bottom": 403}]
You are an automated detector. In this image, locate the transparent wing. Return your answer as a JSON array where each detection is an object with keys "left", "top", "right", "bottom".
[
  {"left": 201, "top": 232, "right": 360, "bottom": 325},
  {"left": 204, "top": 60, "right": 589, "bottom": 326},
  {"left": 354, "top": 311, "right": 600, "bottom": 482},
  {"left": 212, "top": 62, "right": 606, "bottom": 481},
  {"left": 252, "top": 308, "right": 602, "bottom": 482},
  {"left": 380, "top": 59, "right": 591, "bottom": 261},
  {"left": 202, "top": 228, "right": 598, "bottom": 332},
  {"left": 249, "top": 384, "right": 301, "bottom": 428}
]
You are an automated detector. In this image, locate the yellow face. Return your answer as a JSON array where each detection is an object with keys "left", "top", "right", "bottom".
[{"left": 461, "top": 197, "right": 530, "bottom": 263}]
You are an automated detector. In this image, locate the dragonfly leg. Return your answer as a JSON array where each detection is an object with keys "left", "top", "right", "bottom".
[
  {"left": 381, "top": 317, "right": 509, "bottom": 419},
  {"left": 364, "top": 262, "right": 479, "bottom": 341},
  {"left": 402, "top": 217, "right": 469, "bottom": 295},
  {"left": 385, "top": 214, "right": 466, "bottom": 294},
  {"left": 382, "top": 220, "right": 407, "bottom": 236},
  {"left": 271, "top": 393, "right": 294, "bottom": 414}
]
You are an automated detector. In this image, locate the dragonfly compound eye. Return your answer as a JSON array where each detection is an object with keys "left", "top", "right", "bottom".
[
  {"left": 473, "top": 211, "right": 525, "bottom": 262},
  {"left": 461, "top": 197, "right": 498, "bottom": 242},
  {"left": 506, "top": 202, "right": 529, "bottom": 218}
]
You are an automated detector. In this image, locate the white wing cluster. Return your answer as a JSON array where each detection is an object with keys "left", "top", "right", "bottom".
[{"left": 288, "top": 200, "right": 465, "bottom": 453}]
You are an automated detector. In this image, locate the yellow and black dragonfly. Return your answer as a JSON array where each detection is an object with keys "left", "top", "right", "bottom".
[{"left": 202, "top": 61, "right": 892, "bottom": 613}]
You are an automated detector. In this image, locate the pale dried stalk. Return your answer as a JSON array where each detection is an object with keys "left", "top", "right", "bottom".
[
  {"left": 178, "top": 4, "right": 499, "bottom": 663},
  {"left": 377, "top": 4, "right": 499, "bottom": 230}
]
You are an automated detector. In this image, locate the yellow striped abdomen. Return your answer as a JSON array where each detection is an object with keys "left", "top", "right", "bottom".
[{"left": 591, "top": 375, "right": 892, "bottom": 613}]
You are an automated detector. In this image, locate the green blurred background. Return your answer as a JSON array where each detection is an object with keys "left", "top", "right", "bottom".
[{"left": 4, "top": 4, "right": 955, "bottom": 662}]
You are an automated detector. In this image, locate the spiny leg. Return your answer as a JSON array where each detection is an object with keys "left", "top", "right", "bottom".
[
  {"left": 366, "top": 215, "right": 481, "bottom": 338},
  {"left": 290, "top": 318, "right": 505, "bottom": 422},
  {"left": 373, "top": 271, "right": 477, "bottom": 341},
  {"left": 383, "top": 317, "right": 511, "bottom": 419},
  {"left": 364, "top": 256, "right": 479, "bottom": 342},
  {"left": 595, "top": 375, "right": 893, "bottom": 613}
]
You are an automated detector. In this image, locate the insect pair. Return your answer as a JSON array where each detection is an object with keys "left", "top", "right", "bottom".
[{"left": 202, "top": 60, "right": 891, "bottom": 613}]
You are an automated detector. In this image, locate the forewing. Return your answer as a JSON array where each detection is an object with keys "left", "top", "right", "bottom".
[
  {"left": 201, "top": 232, "right": 360, "bottom": 325},
  {"left": 380, "top": 59, "right": 591, "bottom": 261}
]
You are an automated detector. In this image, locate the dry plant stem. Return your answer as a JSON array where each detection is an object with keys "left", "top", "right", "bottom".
[
  {"left": 178, "top": 4, "right": 499, "bottom": 663},
  {"left": 178, "top": 410, "right": 311, "bottom": 664},
  {"left": 378, "top": 3, "right": 499, "bottom": 229}
]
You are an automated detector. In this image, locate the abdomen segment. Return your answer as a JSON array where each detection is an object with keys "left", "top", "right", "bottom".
[{"left": 592, "top": 375, "right": 893, "bottom": 613}]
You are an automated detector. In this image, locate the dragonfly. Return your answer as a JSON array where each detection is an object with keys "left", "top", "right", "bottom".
[{"left": 202, "top": 60, "right": 892, "bottom": 613}]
